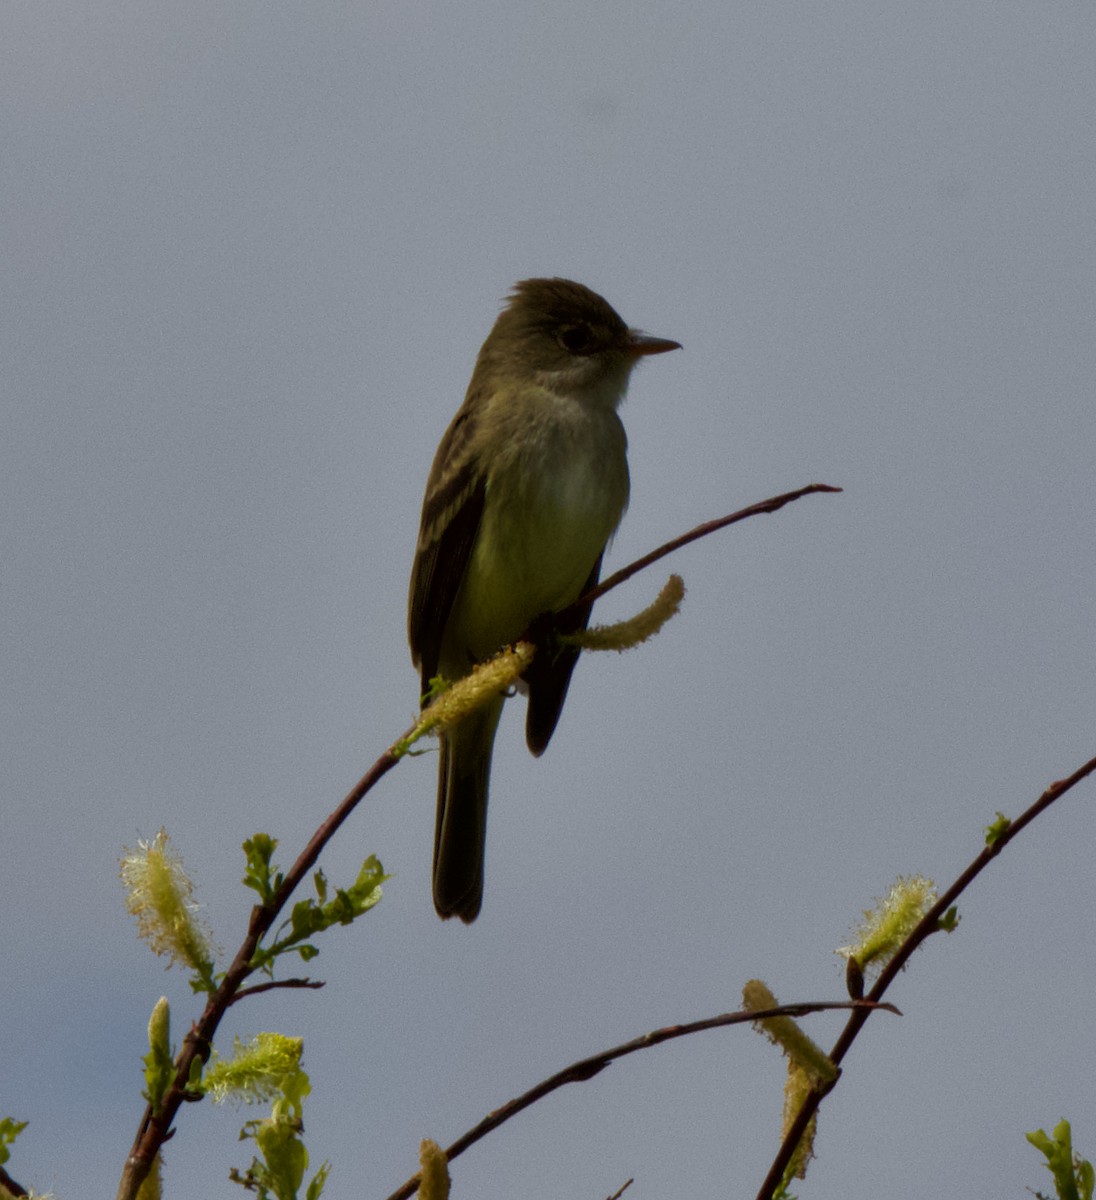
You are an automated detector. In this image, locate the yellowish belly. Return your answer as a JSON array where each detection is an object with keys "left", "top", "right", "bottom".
[{"left": 444, "top": 427, "right": 628, "bottom": 666}]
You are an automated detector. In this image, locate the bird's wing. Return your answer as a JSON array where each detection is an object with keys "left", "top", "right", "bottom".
[
  {"left": 408, "top": 405, "right": 485, "bottom": 699},
  {"left": 523, "top": 553, "right": 603, "bottom": 756}
]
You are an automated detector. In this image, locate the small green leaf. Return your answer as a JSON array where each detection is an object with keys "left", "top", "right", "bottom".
[
  {"left": 1027, "top": 1119, "right": 1093, "bottom": 1200},
  {"left": 250, "top": 857, "right": 389, "bottom": 976},
  {"left": 0, "top": 1118, "right": 28, "bottom": 1167},
  {"left": 243, "top": 834, "right": 283, "bottom": 904},
  {"left": 985, "top": 811, "right": 1011, "bottom": 846},
  {"left": 937, "top": 906, "right": 960, "bottom": 933},
  {"left": 290, "top": 898, "right": 321, "bottom": 940},
  {"left": 306, "top": 1162, "right": 331, "bottom": 1200},
  {"left": 1080, "top": 1159, "right": 1096, "bottom": 1200}
]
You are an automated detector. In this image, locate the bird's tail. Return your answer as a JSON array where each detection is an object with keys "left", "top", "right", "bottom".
[{"left": 432, "top": 695, "right": 504, "bottom": 923}]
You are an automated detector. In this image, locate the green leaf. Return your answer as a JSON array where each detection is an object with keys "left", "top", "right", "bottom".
[
  {"left": 243, "top": 834, "right": 283, "bottom": 905},
  {"left": 0, "top": 1118, "right": 28, "bottom": 1166},
  {"left": 1027, "top": 1120, "right": 1093, "bottom": 1200},
  {"left": 252, "top": 856, "right": 390, "bottom": 974},
  {"left": 305, "top": 1162, "right": 331, "bottom": 1200},
  {"left": 1080, "top": 1158, "right": 1096, "bottom": 1200},
  {"left": 984, "top": 811, "right": 1011, "bottom": 846},
  {"left": 937, "top": 906, "right": 960, "bottom": 933},
  {"left": 290, "top": 898, "right": 322, "bottom": 940}
]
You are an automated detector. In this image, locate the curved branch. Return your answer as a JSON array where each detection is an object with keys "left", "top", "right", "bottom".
[
  {"left": 229, "top": 977, "right": 326, "bottom": 1005},
  {"left": 0, "top": 1165, "right": 28, "bottom": 1199},
  {"left": 753, "top": 749, "right": 1096, "bottom": 1200},
  {"left": 560, "top": 482, "right": 843, "bottom": 620},
  {"left": 383, "top": 999, "right": 895, "bottom": 1200}
]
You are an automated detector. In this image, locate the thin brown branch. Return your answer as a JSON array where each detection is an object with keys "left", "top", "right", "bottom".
[
  {"left": 383, "top": 999, "right": 895, "bottom": 1200},
  {"left": 753, "top": 749, "right": 1096, "bottom": 1200},
  {"left": 229, "top": 977, "right": 326, "bottom": 1005},
  {"left": 0, "top": 1164, "right": 28, "bottom": 1199},
  {"left": 559, "top": 483, "right": 843, "bottom": 620},
  {"left": 605, "top": 1180, "right": 634, "bottom": 1200}
]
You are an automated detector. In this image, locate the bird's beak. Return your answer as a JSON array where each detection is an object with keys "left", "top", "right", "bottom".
[{"left": 626, "top": 330, "right": 682, "bottom": 357}]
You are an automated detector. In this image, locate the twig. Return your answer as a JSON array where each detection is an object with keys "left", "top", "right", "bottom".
[
  {"left": 561, "top": 482, "right": 842, "bottom": 619},
  {"left": 229, "top": 977, "right": 326, "bottom": 1005},
  {"left": 383, "top": 999, "right": 895, "bottom": 1200},
  {"left": 753, "top": 749, "right": 1096, "bottom": 1200},
  {"left": 0, "top": 1165, "right": 28, "bottom": 1199}
]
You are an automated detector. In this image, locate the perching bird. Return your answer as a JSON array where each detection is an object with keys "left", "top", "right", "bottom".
[{"left": 408, "top": 278, "right": 680, "bottom": 922}]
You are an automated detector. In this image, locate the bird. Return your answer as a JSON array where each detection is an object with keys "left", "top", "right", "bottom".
[{"left": 408, "top": 278, "right": 680, "bottom": 921}]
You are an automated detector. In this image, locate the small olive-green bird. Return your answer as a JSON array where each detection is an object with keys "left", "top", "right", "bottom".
[{"left": 408, "top": 278, "right": 680, "bottom": 922}]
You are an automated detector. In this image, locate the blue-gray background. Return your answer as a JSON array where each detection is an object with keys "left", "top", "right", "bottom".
[{"left": 5, "top": 3, "right": 1095, "bottom": 1196}]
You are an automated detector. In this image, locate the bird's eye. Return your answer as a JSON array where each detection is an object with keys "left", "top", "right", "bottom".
[{"left": 558, "top": 323, "right": 596, "bottom": 354}]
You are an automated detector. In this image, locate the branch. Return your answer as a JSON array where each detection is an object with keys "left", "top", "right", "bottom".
[
  {"left": 605, "top": 1181, "right": 634, "bottom": 1200},
  {"left": 560, "top": 482, "right": 842, "bottom": 619},
  {"left": 753, "top": 749, "right": 1096, "bottom": 1200},
  {"left": 228, "top": 977, "right": 326, "bottom": 1005},
  {"left": 383, "top": 999, "right": 895, "bottom": 1200},
  {"left": 0, "top": 1165, "right": 28, "bottom": 1199}
]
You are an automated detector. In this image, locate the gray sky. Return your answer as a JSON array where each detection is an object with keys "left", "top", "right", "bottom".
[{"left": 5, "top": 2, "right": 1096, "bottom": 1197}]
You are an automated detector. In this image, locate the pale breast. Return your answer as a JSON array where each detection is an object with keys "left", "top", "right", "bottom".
[{"left": 444, "top": 401, "right": 628, "bottom": 665}]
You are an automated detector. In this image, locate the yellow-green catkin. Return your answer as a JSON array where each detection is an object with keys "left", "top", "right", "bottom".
[
  {"left": 148, "top": 997, "right": 170, "bottom": 1058},
  {"left": 743, "top": 982, "right": 832, "bottom": 1186},
  {"left": 144, "top": 997, "right": 174, "bottom": 1115},
  {"left": 134, "top": 1153, "right": 163, "bottom": 1200},
  {"left": 565, "top": 574, "right": 685, "bottom": 652},
  {"left": 837, "top": 875, "right": 937, "bottom": 978},
  {"left": 119, "top": 829, "right": 216, "bottom": 973},
  {"left": 202, "top": 1033, "right": 303, "bottom": 1105},
  {"left": 742, "top": 981, "right": 838, "bottom": 1085},
  {"left": 396, "top": 643, "right": 537, "bottom": 756},
  {"left": 417, "top": 1139, "right": 450, "bottom": 1200},
  {"left": 782, "top": 1062, "right": 818, "bottom": 1180}
]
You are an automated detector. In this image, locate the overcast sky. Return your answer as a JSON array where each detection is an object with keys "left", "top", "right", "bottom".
[{"left": 5, "top": 2, "right": 1096, "bottom": 1197}]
